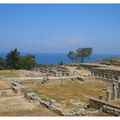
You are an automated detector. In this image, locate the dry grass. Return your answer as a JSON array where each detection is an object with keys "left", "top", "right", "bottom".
[
  {"left": 0, "top": 95, "right": 57, "bottom": 116},
  {"left": 0, "top": 79, "right": 58, "bottom": 116},
  {"left": 66, "top": 66, "right": 91, "bottom": 75},
  {"left": 0, "top": 80, "right": 11, "bottom": 88},
  {"left": 0, "top": 68, "right": 114, "bottom": 116},
  {"left": 0, "top": 106, "right": 57, "bottom": 116},
  {"left": 24, "top": 79, "right": 112, "bottom": 110},
  {"left": 0, "top": 70, "right": 19, "bottom": 77}
]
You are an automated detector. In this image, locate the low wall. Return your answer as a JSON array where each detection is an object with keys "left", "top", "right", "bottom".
[
  {"left": 40, "top": 100, "right": 63, "bottom": 116},
  {"left": 91, "top": 68, "right": 120, "bottom": 80},
  {"left": 89, "top": 98, "right": 120, "bottom": 110},
  {"left": 24, "top": 91, "right": 63, "bottom": 116},
  {"left": 77, "top": 63, "right": 107, "bottom": 70}
]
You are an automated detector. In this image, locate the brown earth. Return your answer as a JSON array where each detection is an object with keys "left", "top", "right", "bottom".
[{"left": 23, "top": 78, "right": 112, "bottom": 112}]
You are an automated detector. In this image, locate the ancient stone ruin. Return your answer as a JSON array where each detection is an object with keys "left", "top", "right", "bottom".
[
  {"left": 91, "top": 67, "right": 120, "bottom": 80},
  {"left": 111, "top": 79, "right": 120, "bottom": 100},
  {"left": 89, "top": 78, "right": 120, "bottom": 116},
  {"left": 11, "top": 81, "right": 21, "bottom": 94},
  {"left": 33, "top": 65, "right": 72, "bottom": 77},
  {"left": 105, "top": 78, "right": 120, "bottom": 102}
]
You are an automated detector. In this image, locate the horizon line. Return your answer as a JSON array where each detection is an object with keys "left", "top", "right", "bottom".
[{"left": 0, "top": 51, "right": 120, "bottom": 55}]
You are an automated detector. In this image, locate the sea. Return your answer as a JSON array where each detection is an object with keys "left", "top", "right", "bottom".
[{"left": 0, "top": 52, "right": 120, "bottom": 64}]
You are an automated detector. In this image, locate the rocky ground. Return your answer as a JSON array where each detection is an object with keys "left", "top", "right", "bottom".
[
  {"left": 23, "top": 78, "right": 111, "bottom": 112},
  {"left": 0, "top": 81, "right": 57, "bottom": 116},
  {"left": 0, "top": 65, "right": 119, "bottom": 116}
]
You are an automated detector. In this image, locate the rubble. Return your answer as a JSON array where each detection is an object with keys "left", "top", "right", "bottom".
[
  {"left": 0, "top": 91, "right": 7, "bottom": 97},
  {"left": 41, "top": 77, "right": 48, "bottom": 84},
  {"left": 63, "top": 108, "right": 86, "bottom": 116},
  {"left": 24, "top": 91, "right": 41, "bottom": 101},
  {"left": 11, "top": 81, "right": 21, "bottom": 94},
  {"left": 102, "top": 105, "right": 120, "bottom": 116}
]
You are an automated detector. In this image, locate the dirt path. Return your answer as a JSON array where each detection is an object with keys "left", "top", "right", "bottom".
[
  {"left": 0, "top": 95, "right": 57, "bottom": 116},
  {"left": 2, "top": 76, "right": 80, "bottom": 81}
]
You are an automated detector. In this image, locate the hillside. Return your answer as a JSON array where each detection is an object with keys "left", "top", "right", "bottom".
[{"left": 100, "top": 58, "right": 120, "bottom": 66}]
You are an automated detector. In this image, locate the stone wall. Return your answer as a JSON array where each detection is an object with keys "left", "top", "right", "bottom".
[
  {"left": 33, "top": 65, "right": 72, "bottom": 77},
  {"left": 89, "top": 98, "right": 120, "bottom": 116},
  {"left": 24, "top": 91, "right": 63, "bottom": 115},
  {"left": 77, "top": 63, "right": 107, "bottom": 70},
  {"left": 102, "top": 105, "right": 120, "bottom": 116},
  {"left": 91, "top": 68, "right": 120, "bottom": 80}
]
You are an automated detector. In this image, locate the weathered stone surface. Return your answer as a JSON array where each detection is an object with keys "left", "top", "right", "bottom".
[
  {"left": 40, "top": 99, "right": 63, "bottom": 115},
  {"left": 91, "top": 67, "right": 120, "bottom": 80},
  {"left": 102, "top": 105, "right": 120, "bottom": 116},
  {"left": 41, "top": 77, "right": 48, "bottom": 84},
  {"left": 89, "top": 98, "right": 120, "bottom": 115},
  {"left": 77, "top": 77, "right": 85, "bottom": 81},
  {"left": 33, "top": 65, "right": 72, "bottom": 77},
  {"left": 111, "top": 79, "right": 120, "bottom": 100},
  {"left": 63, "top": 108, "right": 86, "bottom": 116},
  {"left": 106, "top": 89, "right": 111, "bottom": 102},
  {"left": 49, "top": 99, "right": 57, "bottom": 106},
  {"left": 24, "top": 91, "right": 41, "bottom": 101},
  {"left": 11, "top": 81, "right": 21, "bottom": 94},
  {"left": 0, "top": 91, "right": 7, "bottom": 96}
]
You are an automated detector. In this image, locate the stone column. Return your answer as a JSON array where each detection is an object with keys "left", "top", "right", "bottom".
[
  {"left": 98, "top": 73, "right": 101, "bottom": 78},
  {"left": 102, "top": 74, "right": 104, "bottom": 79},
  {"left": 107, "top": 76, "right": 111, "bottom": 80},
  {"left": 106, "top": 89, "right": 111, "bottom": 102},
  {"left": 91, "top": 72, "right": 94, "bottom": 76},
  {"left": 102, "top": 74, "right": 105, "bottom": 79},
  {"left": 94, "top": 73, "right": 97, "bottom": 77},
  {"left": 112, "top": 82, "right": 117, "bottom": 100},
  {"left": 96, "top": 74, "right": 98, "bottom": 78},
  {"left": 118, "top": 80, "right": 120, "bottom": 98},
  {"left": 105, "top": 74, "right": 107, "bottom": 79}
]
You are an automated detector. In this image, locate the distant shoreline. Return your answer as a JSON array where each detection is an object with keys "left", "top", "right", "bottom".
[{"left": 0, "top": 52, "right": 120, "bottom": 64}]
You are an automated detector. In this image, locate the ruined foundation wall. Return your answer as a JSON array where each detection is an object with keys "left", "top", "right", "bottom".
[
  {"left": 89, "top": 98, "right": 120, "bottom": 110},
  {"left": 91, "top": 68, "right": 120, "bottom": 79},
  {"left": 89, "top": 98, "right": 120, "bottom": 116}
]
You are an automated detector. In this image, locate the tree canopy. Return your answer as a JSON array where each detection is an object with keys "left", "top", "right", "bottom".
[
  {"left": 76, "top": 48, "right": 92, "bottom": 63},
  {"left": 1, "top": 48, "right": 36, "bottom": 70},
  {"left": 67, "top": 48, "right": 92, "bottom": 63},
  {"left": 0, "top": 57, "right": 4, "bottom": 69},
  {"left": 5, "top": 48, "right": 20, "bottom": 69},
  {"left": 67, "top": 51, "right": 78, "bottom": 63},
  {"left": 18, "top": 54, "right": 36, "bottom": 70}
]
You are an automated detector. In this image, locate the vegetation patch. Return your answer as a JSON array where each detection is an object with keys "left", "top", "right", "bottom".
[{"left": 100, "top": 58, "right": 120, "bottom": 66}]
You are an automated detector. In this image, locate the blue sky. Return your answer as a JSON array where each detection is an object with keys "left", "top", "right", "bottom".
[{"left": 0, "top": 4, "right": 120, "bottom": 54}]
